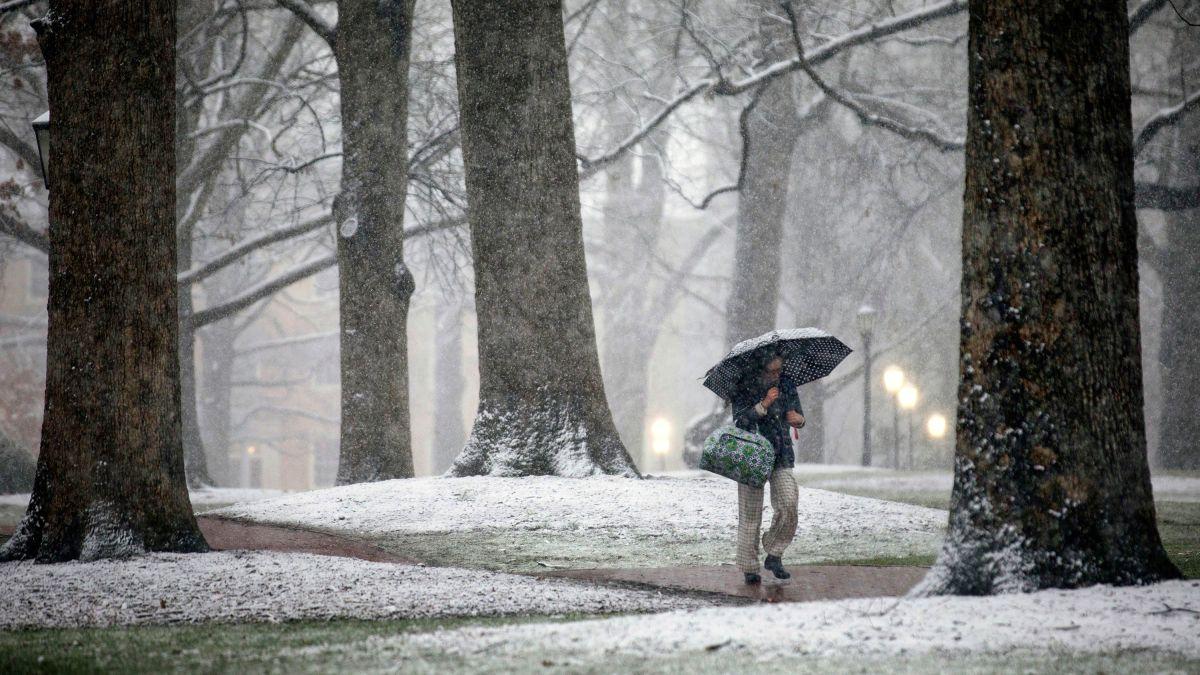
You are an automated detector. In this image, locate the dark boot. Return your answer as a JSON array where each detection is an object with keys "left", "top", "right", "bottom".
[
  {"left": 764, "top": 555, "right": 790, "bottom": 579},
  {"left": 743, "top": 571, "right": 761, "bottom": 584}
]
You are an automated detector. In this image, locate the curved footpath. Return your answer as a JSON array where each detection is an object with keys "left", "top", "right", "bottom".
[{"left": 2, "top": 517, "right": 928, "bottom": 604}]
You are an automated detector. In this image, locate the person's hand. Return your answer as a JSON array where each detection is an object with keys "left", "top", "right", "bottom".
[
  {"left": 786, "top": 411, "right": 805, "bottom": 428},
  {"left": 761, "top": 387, "right": 780, "bottom": 408}
]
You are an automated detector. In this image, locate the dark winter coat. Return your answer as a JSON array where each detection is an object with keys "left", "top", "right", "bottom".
[{"left": 731, "top": 375, "right": 804, "bottom": 470}]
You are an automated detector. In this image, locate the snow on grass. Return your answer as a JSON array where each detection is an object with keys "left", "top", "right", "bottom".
[
  {"left": 802, "top": 470, "right": 1200, "bottom": 502},
  {"left": 393, "top": 579, "right": 1200, "bottom": 663},
  {"left": 0, "top": 550, "right": 713, "bottom": 630},
  {"left": 208, "top": 474, "right": 948, "bottom": 571},
  {"left": 188, "top": 487, "right": 286, "bottom": 507}
]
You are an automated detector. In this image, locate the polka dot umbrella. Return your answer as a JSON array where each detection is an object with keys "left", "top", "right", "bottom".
[{"left": 702, "top": 327, "right": 853, "bottom": 402}]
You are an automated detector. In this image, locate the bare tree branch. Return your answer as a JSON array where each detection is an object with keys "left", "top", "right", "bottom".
[
  {"left": 177, "top": 213, "right": 333, "bottom": 286},
  {"left": 0, "top": 0, "right": 40, "bottom": 15},
  {"left": 0, "top": 209, "right": 47, "bottom": 253},
  {"left": 577, "top": 0, "right": 969, "bottom": 178},
  {"left": 188, "top": 255, "right": 336, "bottom": 328},
  {"left": 1134, "top": 88, "right": 1200, "bottom": 155},
  {"left": 1129, "top": 0, "right": 1168, "bottom": 33},
  {"left": 0, "top": 125, "right": 42, "bottom": 175},
  {"left": 1136, "top": 182, "right": 1200, "bottom": 211},
  {"left": 276, "top": 0, "right": 336, "bottom": 45},
  {"left": 782, "top": 2, "right": 963, "bottom": 152}
]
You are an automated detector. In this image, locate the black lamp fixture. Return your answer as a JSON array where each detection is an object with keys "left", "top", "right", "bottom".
[{"left": 31, "top": 111, "right": 49, "bottom": 189}]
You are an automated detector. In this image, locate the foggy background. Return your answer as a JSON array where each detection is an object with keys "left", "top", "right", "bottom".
[{"left": 0, "top": 0, "right": 1189, "bottom": 491}]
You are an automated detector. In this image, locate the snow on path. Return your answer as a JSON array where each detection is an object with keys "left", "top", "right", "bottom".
[
  {"left": 398, "top": 580, "right": 1200, "bottom": 661},
  {"left": 0, "top": 550, "right": 712, "bottom": 630},
  {"left": 211, "top": 474, "right": 945, "bottom": 538}
]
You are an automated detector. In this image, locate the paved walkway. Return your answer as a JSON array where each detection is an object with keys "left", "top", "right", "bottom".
[
  {"left": 538, "top": 564, "right": 928, "bottom": 603},
  {"left": 197, "top": 516, "right": 415, "bottom": 564},
  {"left": 2, "top": 517, "right": 927, "bottom": 603}
]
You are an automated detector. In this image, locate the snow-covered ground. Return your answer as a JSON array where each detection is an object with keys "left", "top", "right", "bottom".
[
  {"left": 209, "top": 474, "right": 948, "bottom": 570},
  {"left": 0, "top": 550, "right": 713, "bottom": 630},
  {"left": 801, "top": 470, "right": 1200, "bottom": 502},
  {"left": 385, "top": 579, "right": 1200, "bottom": 664}
]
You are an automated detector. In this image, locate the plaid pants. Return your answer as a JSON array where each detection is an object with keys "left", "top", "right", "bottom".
[{"left": 736, "top": 468, "right": 798, "bottom": 572}]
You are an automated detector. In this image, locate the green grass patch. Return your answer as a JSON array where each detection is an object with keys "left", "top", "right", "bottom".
[
  {"left": 0, "top": 613, "right": 601, "bottom": 674},
  {"left": 3, "top": 615, "right": 1195, "bottom": 674},
  {"left": 811, "top": 553, "right": 936, "bottom": 568}
]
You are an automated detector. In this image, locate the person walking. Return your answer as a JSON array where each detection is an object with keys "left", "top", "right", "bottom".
[{"left": 730, "top": 351, "right": 805, "bottom": 584}]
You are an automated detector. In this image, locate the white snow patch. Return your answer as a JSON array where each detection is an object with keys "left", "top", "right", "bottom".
[
  {"left": 188, "top": 487, "right": 287, "bottom": 507},
  {"left": 209, "top": 474, "right": 946, "bottom": 543},
  {"left": 398, "top": 580, "right": 1200, "bottom": 660},
  {"left": 803, "top": 470, "right": 1200, "bottom": 502},
  {"left": 0, "top": 550, "right": 709, "bottom": 630}
]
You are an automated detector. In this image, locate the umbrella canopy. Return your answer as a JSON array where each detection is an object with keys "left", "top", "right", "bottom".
[{"left": 702, "top": 327, "right": 853, "bottom": 401}]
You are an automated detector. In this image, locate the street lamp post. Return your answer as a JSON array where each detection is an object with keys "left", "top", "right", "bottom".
[
  {"left": 898, "top": 385, "right": 918, "bottom": 469},
  {"left": 856, "top": 306, "right": 877, "bottom": 467},
  {"left": 882, "top": 366, "right": 905, "bottom": 469},
  {"left": 32, "top": 111, "right": 49, "bottom": 189}
]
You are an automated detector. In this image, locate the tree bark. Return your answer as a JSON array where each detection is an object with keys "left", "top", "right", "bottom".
[
  {"left": 1, "top": 1, "right": 208, "bottom": 562},
  {"left": 332, "top": 0, "right": 418, "bottom": 484},
  {"left": 913, "top": 0, "right": 1179, "bottom": 594},
  {"left": 447, "top": 0, "right": 639, "bottom": 477},
  {"left": 724, "top": 4, "right": 802, "bottom": 347},
  {"left": 1156, "top": 18, "right": 1200, "bottom": 471}
]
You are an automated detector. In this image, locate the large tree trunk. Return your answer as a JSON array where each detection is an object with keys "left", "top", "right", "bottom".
[
  {"left": 724, "top": 4, "right": 801, "bottom": 347},
  {"left": 1156, "top": 20, "right": 1200, "bottom": 471},
  {"left": 332, "top": 0, "right": 418, "bottom": 484},
  {"left": 447, "top": 0, "right": 638, "bottom": 477},
  {"left": 431, "top": 298, "right": 466, "bottom": 474},
  {"left": 1, "top": 1, "right": 208, "bottom": 562},
  {"left": 913, "top": 0, "right": 1179, "bottom": 594}
]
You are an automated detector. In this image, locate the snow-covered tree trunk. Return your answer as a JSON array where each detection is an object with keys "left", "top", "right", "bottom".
[
  {"left": 432, "top": 298, "right": 466, "bottom": 474},
  {"left": 913, "top": 0, "right": 1179, "bottom": 594},
  {"left": 1, "top": 1, "right": 208, "bottom": 562},
  {"left": 446, "top": 0, "right": 639, "bottom": 477},
  {"left": 1156, "top": 22, "right": 1200, "bottom": 471},
  {"left": 332, "top": 0, "right": 418, "bottom": 484}
]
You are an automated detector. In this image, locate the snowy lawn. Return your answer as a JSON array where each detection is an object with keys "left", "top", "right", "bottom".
[
  {"left": 208, "top": 474, "right": 948, "bottom": 572},
  {"left": 340, "top": 579, "right": 1200, "bottom": 672},
  {"left": 0, "top": 549, "right": 718, "bottom": 631},
  {"left": 796, "top": 467, "right": 1200, "bottom": 507},
  {"left": 12, "top": 578, "right": 1191, "bottom": 673}
]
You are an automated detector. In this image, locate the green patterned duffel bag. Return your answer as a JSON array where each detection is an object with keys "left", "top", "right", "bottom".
[{"left": 700, "top": 424, "right": 775, "bottom": 488}]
